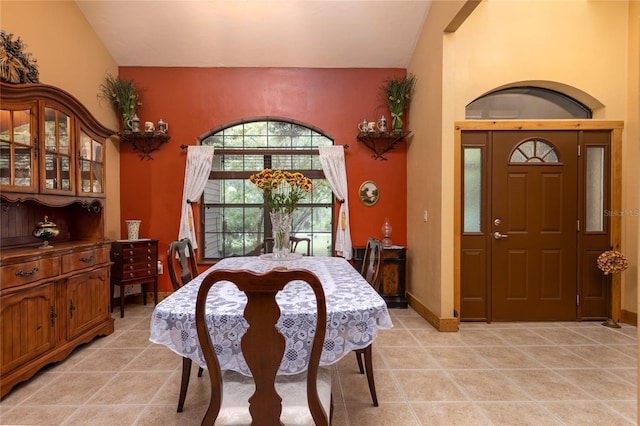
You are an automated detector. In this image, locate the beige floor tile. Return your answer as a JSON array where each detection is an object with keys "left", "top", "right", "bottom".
[
  {"left": 394, "top": 370, "right": 467, "bottom": 402},
  {"left": 457, "top": 329, "right": 507, "bottom": 346},
  {"left": 473, "top": 345, "right": 544, "bottom": 369},
  {"left": 529, "top": 327, "right": 598, "bottom": 345},
  {"left": 476, "top": 401, "right": 563, "bottom": 425},
  {"left": 487, "top": 328, "right": 555, "bottom": 346},
  {"left": 71, "top": 347, "right": 145, "bottom": 372},
  {"left": 0, "top": 404, "right": 79, "bottom": 425},
  {"left": 339, "top": 369, "right": 403, "bottom": 404},
  {"left": 410, "top": 329, "right": 466, "bottom": 347},
  {"left": 447, "top": 370, "right": 531, "bottom": 401},
  {"left": 555, "top": 368, "right": 637, "bottom": 401},
  {"left": 123, "top": 345, "right": 182, "bottom": 372},
  {"left": 375, "top": 329, "right": 421, "bottom": 347},
  {"left": 63, "top": 404, "right": 143, "bottom": 426},
  {"left": 344, "top": 402, "right": 419, "bottom": 426},
  {"left": 569, "top": 344, "right": 637, "bottom": 368},
  {"left": 541, "top": 400, "right": 635, "bottom": 426},
  {"left": 377, "top": 346, "right": 439, "bottom": 370},
  {"left": 426, "top": 347, "right": 492, "bottom": 369},
  {"left": 395, "top": 316, "right": 436, "bottom": 330},
  {"left": 518, "top": 345, "right": 598, "bottom": 368},
  {"left": 2, "top": 304, "right": 635, "bottom": 426},
  {"left": 411, "top": 402, "right": 492, "bottom": 426},
  {"left": 22, "top": 372, "right": 114, "bottom": 405},
  {"left": 500, "top": 369, "right": 594, "bottom": 401},
  {"left": 87, "top": 371, "right": 169, "bottom": 404}
]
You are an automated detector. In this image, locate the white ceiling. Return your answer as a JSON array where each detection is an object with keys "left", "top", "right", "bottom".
[{"left": 76, "top": 0, "right": 432, "bottom": 68}]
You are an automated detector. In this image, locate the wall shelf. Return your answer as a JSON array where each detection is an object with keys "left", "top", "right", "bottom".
[
  {"left": 356, "top": 131, "right": 411, "bottom": 160},
  {"left": 118, "top": 131, "right": 171, "bottom": 160}
]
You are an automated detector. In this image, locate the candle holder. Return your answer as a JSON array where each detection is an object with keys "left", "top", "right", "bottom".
[{"left": 381, "top": 218, "right": 392, "bottom": 247}]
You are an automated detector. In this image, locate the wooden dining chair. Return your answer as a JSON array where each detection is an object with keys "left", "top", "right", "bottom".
[
  {"left": 196, "top": 268, "right": 332, "bottom": 426},
  {"left": 262, "top": 236, "right": 311, "bottom": 256},
  {"left": 355, "top": 237, "right": 383, "bottom": 406},
  {"left": 290, "top": 236, "right": 311, "bottom": 256},
  {"left": 166, "top": 238, "right": 204, "bottom": 413}
]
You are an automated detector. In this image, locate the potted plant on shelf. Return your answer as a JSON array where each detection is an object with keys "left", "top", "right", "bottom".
[
  {"left": 382, "top": 73, "right": 416, "bottom": 132},
  {"left": 97, "top": 73, "right": 141, "bottom": 131}
]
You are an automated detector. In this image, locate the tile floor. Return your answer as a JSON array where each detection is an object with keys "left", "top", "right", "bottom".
[{"left": 0, "top": 303, "right": 637, "bottom": 425}]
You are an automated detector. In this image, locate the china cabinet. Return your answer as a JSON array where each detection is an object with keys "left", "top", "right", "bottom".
[{"left": 0, "top": 83, "right": 115, "bottom": 398}]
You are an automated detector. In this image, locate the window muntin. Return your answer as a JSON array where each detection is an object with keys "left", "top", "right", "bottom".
[{"left": 200, "top": 119, "right": 333, "bottom": 259}]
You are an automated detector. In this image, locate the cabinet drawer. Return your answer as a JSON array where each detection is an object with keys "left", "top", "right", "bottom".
[
  {"left": 61, "top": 247, "right": 110, "bottom": 274},
  {"left": 0, "top": 257, "right": 60, "bottom": 290},
  {"left": 119, "top": 268, "right": 157, "bottom": 280}
]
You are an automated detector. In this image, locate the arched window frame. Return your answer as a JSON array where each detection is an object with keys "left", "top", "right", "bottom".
[{"left": 198, "top": 117, "right": 334, "bottom": 259}]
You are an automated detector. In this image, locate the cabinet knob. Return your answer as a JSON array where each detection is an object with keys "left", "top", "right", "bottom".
[{"left": 129, "top": 272, "right": 134, "bottom": 278}]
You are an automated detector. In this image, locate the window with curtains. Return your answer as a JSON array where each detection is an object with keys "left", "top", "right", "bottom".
[{"left": 199, "top": 118, "right": 334, "bottom": 260}]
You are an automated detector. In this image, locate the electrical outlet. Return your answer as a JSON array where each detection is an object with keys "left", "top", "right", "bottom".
[
  {"left": 157, "top": 260, "right": 163, "bottom": 274},
  {"left": 423, "top": 210, "right": 428, "bottom": 222}
]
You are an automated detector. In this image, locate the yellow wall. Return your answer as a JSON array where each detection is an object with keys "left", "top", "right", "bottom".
[
  {"left": 1, "top": 0, "right": 121, "bottom": 239},
  {"left": 408, "top": 0, "right": 639, "bottom": 320}
]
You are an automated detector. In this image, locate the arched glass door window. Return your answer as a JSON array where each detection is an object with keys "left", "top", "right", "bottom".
[
  {"left": 466, "top": 87, "right": 591, "bottom": 119},
  {"left": 509, "top": 139, "right": 559, "bottom": 163}
]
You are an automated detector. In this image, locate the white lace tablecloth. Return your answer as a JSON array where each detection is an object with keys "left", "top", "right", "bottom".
[{"left": 149, "top": 256, "right": 393, "bottom": 375}]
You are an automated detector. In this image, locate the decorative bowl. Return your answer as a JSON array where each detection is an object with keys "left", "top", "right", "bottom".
[{"left": 33, "top": 216, "right": 59, "bottom": 248}]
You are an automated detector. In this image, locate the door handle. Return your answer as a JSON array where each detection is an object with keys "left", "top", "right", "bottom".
[{"left": 493, "top": 231, "right": 508, "bottom": 240}]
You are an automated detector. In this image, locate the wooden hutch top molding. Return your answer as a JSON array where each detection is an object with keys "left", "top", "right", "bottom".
[{"left": 0, "top": 82, "right": 115, "bottom": 140}]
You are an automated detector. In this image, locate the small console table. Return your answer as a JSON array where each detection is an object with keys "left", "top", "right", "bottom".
[
  {"left": 110, "top": 239, "right": 159, "bottom": 317},
  {"left": 353, "top": 245, "right": 407, "bottom": 308}
]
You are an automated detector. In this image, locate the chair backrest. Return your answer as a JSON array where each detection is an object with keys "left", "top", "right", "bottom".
[
  {"left": 196, "top": 268, "right": 329, "bottom": 425},
  {"left": 262, "top": 236, "right": 311, "bottom": 256},
  {"left": 361, "top": 237, "right": 383, "bottom": 292},
  {"left": 290, "top": 236, "right": 311, "bottom": 256},
  {"left": 167, "top": 238, "right": 199, "bottom": 291}
]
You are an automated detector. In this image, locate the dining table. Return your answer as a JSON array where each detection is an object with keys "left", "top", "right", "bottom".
[{"left": 149, "top": 255, "right": 393, "bottom": 376}]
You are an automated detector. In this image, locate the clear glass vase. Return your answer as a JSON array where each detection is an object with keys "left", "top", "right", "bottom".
[{"left": 270, "top": 211, "right": 293, "bottom": 258}]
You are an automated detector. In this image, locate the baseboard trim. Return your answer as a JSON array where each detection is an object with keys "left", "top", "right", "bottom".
[
  {"left": 407, "top": 292, "right": 459, "bottom": 332},
  {"left": 621, "top": 309, "right": 637, "bottom": 326}
]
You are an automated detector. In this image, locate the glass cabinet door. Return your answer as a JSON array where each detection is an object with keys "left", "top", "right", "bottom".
[
  {"left": 78, "top": 129, "right": 105, "bottom": 196},
  {"left": 0, "top": 103, "right": 37, "bottom": 192},
  {"left": 41, "top": 105, "right": 75, "bottom": 194}
]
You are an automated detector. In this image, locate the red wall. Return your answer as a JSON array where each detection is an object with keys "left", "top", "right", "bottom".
[{"left": 118, "top": 67, "right": 407, "bottom": 291}]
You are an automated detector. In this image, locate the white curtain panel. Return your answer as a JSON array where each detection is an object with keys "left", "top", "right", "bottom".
[
  {"left": 319, "top": 145, "right": 352, "bottom": 260},
  {"left": 178, "top": 145, "right": 215, "bottom": 250}
]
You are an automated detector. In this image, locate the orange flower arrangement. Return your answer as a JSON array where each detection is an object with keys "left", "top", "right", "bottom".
[{"left": 249, "top": 169, "right": 312, "bottom": 214}]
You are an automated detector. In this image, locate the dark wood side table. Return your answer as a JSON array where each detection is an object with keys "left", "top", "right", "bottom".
[
  {"left": 353, "top": 245, "right": 408, "bottom": 308},
  {"left": 110, "top": 239, "right": 159, "bottom": 317}
]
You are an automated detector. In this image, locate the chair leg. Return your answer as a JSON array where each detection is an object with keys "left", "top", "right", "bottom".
[
  {"left": 363, "top": 344, "right": 378, "bottom": 407},
  {"left": 197, "top": 366, "right": 203, "bottom": 377},
  {"left": 177, "top": 357, "right": 193, "bottom": 413},
  {"left": 355, "top": 349, "right": 365, "bottom": 374}
]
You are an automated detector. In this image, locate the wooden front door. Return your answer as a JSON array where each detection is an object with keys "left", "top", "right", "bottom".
[{"left": 491, "top": 131, "right": 578, "bottom": 320}]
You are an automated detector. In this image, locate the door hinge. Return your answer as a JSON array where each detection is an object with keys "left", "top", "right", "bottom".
[
  {"left": 576, "top": 295, "right": 580, "bottom": 306},
  {"left": 577, "top": 145, "right": 581, "bottom": 157},
  {"left": 577, "top": 220, "right": 580, "bottom": 231}
]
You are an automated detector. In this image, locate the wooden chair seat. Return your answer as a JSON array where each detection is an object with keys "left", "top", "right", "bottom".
[{"left": 213, "top": 369, "right": 332, "bottom": 425}]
